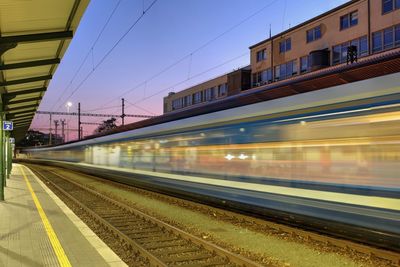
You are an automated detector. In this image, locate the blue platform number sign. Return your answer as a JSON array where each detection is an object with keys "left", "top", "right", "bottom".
[{"left": 3, "top": 121, "right": 13, "bottom": 131}]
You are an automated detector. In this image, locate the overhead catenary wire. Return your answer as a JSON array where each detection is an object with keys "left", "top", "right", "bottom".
[
  {"left": 281, "top": 0, "right": 287, "bottom": 32},
  {"left": 83, "top": 105, "right": 121, "bottom": 112},
  {"left": 50, "top": 0, "right": 123, "bottom": 112},
  {"left": 62, "top": 35, "right": 287, "bottom": 134},
  {"left": 49, "top": 0, "right": 281, "bottom": 126},
  {"left": 127, "top": 52, "right": 249, "bottom": 107},
  {"left": 98, "top": 0, "right": 280, "bottom": 107},
  {"left": 187, "top": 53, "right": 193, "bottom": 80},
  {"left": 58, "top": 0, "right": 159, "bottom": 108},
  {"left": 124, "top": 99, "right": 157, "bottom": 115}
]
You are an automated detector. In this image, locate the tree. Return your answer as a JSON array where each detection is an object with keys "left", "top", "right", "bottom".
[
  {"left": 19, "top": 130, "right": 47, "bottom": 147},
  {"left": 94, "top": 118, "right": 117, "bottom": 134}
]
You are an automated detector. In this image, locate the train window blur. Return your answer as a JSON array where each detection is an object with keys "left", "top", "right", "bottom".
[{"left": 28, "top": 107, "right": 400, "bottom": 192}]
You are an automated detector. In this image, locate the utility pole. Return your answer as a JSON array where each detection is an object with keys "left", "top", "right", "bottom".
[
  {"left": 78, "top": 102, "right": 81, "bottom": 140},
  {"left": 61, "top": 119, "right": 66, "bottom": 143},
  {"left": 66, "top": 121, "right": 69, "bottom": 142},
  {"left": 54, "top": 120, "right": 59, "bottom": 145},
  {"left": 121, "top": 98, "right": 125, "bottom": 126},
  {"left": 49, "top": 113, "right": 52, "bottom": 145},
  {"left": 66, "top": 101, "right": 72, "bottom": 142}
]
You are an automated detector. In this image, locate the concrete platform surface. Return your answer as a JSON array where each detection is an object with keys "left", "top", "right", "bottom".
[{"left": 0, "top": 164, "right": 128, "bottom": 267}]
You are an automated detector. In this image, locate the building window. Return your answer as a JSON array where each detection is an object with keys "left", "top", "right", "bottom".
[
  {"left": 350, "top": 11, "right": 358, "bottom": 26},
  {"left": 275, "top": 65, "right": 287, "bottom": 80},
  {"left": 372, "top": 32, "right": 383, "bottom": 52},
  {"left": 184, "top": 95, "right": 192, "bottom": 107},
  {"left": 205, "top": 87, "right": 215, "bottom": 101},
  {"left": 262, "top": 69, "right": 272, "bottom": 83},
  {"left": 384, "top": 27, "right": 394, "bottom": 49},
  {"left": 332, "top": 45, "right": 341, "bottom": 65},
  {"left": 341, "top": 42, "right": 350, "bottom": 63},
  {"left": 252, "top": 69, "right": 272, "bottom": 86},
  {"left": 274, "top": 60, "right": 297, "bottom": 81},
  {"left": 253, "top": 72, "right": 261, "bottom": 86},
  {"left": 172, "top": 98, "right": 184, "bottom": 110},
  {"left": 300, "top": 56, "right": 309, "bottom": 73},
  {"left": 333, "top": 42, "right": 349, "bottom": 64},
  {"left": 372, "top": 24, "right": 400, "bottom": 53},
  {"left": 359, "top": 36, "right": 368, "bottom": 55},
  {"left": 256, "top": 49, "right": 266, "bottom": 62},
  {"left": 252, "top": 73, "right": 257, "bottom": 86},
  {"left": 279, "top": 64, "right": 286, "bottom": 79},
  {"left": 382, "top": 0, "right": 400, "bottom": 13},
  {"left": 383, "top": 0, "right": 393, "bottom": 13},
  {"left": 332, "top": 36, "right": 369, "bottom": 64},
  {"left": 252, "top": 71, "right": 260, "bottom": 86},
  {"left": 193, "top": 92, "right": 202, "bottom": 104},
  {"left": 306, "top": 25, "right": 322, "bottom": 43},
  {"left": 218, "top": 84, "right": 227, "bottom": 97},
  {"left": 279, "top": 38, "right": 291, "bottom": 53},
  {"left": 340, "top": 11, "right": 358, "bottom": 30}
]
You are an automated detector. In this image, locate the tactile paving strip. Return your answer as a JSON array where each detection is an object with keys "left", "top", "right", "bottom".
[{"left": 33, "top": 222, "right": 60, "bottom": 267}]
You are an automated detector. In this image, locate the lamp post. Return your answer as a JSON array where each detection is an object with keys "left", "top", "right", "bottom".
[
  {"left": 66, "top": 102, "right": 72, "bottom": 142},
  {"left": 66, "top": 101, "right": 72, "bottom": 112}
]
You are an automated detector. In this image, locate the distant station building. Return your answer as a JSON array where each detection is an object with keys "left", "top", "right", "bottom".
[
  {"left": 163, "top": 66, "right": 251, "bottom": 113},
  {"left": 163, "top": 0, "right": 400, "bottom": 113}
]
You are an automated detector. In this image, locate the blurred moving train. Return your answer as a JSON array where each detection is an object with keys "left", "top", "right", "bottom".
[{"left": 21, "top": 72, "right": 400, "bottom": 250}]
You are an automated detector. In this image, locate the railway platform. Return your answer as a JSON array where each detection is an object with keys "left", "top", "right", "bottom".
[{"left": 0, "top": 163, "right": 127, "bottom": 267}]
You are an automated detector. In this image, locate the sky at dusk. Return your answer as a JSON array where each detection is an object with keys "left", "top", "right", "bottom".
[{"left": 32, "top": 0, "right": 348, "bottom": 140}]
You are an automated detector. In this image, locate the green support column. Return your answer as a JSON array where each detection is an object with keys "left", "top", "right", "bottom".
[
  {"left": 8, "top": 134, "right": 12, "bottom": 178},
  {"left": 2, "top": 127, "right": 5, "bottom": 187},
  {"left": 0, "top": 109, "right": 4, "bottom": 201},
  {"left": 6, "top": 131, "right": 11, "bottom": 180}
]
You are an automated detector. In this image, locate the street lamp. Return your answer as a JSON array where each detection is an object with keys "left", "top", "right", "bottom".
[
  {"left": 66, "top": 101, "right": 73, "bottom": 113},
  {"left": 65, "top": 102, "right": 73, "bottom": 141}
]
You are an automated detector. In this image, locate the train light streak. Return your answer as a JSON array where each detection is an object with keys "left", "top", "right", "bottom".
[
  {"left": 225, "top": 154, "right": 235, "bottom": 160},
  {"left": 238, "top": 154, "right": 248, "bottom": 160}
]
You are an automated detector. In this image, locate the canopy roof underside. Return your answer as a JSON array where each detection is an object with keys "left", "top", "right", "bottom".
[{"left": 0, "top": 0, "right": 90, "bottom": 142}]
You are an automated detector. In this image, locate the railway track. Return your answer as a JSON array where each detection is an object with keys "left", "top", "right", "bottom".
[
  {"left": 30, "top": 166, "right": 263, "bottom": 267},
  {"left": 108, "top": 180, "right": 400, "bottom": 267},
  {"left": 27, "top": 163, "right": 400, "bottom": 267}
]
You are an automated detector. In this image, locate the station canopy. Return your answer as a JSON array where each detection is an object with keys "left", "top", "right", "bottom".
[{"left": 0, "top": 0, "right": 90, "bottom": 142}]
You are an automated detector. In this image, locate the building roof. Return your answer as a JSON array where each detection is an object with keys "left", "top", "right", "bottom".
[
  {"left": 249, "top": 0, "right": 360, "bottom": 49},
  {"left": 0, "top": 0, "right": 90, "bottom": 142}
]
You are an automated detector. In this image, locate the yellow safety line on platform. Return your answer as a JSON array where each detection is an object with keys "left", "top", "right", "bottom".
[{"left": 20, "top": 166, "right": 72, "bottom": 267}]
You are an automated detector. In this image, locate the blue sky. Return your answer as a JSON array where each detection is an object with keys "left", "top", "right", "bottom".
[{"left": 33, "top": 0, "right": 348, "bottom": 137}]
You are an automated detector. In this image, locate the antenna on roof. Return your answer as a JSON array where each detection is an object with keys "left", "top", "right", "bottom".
[{"left": 269, "top": 24, "right": 272, "bottom": 39}]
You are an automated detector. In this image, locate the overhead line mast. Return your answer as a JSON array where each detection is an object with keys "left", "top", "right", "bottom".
[
  {"left": 36, "top": 111, "right": 155, "bottom": 118},
  {"left": 121, "top": 98, "right": 125, "bottom": 126}
]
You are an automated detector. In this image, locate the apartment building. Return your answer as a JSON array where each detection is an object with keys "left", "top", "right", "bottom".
[
  {"left": 250, "top": 0, "right": 400, "bottom": 86},
  {"left": 163, "top": 67, "right": 250, "bottom": 113},
  {"left": 163, "top": 0, "right": 400, "bottom": 113}
]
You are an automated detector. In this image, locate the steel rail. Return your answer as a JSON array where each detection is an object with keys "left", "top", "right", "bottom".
[
  {"left": 31, "top": 165, "right": 263, "bottom": 267},
  {"left": 51, "top": 165, "right": 400, "bottom": 266}
]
